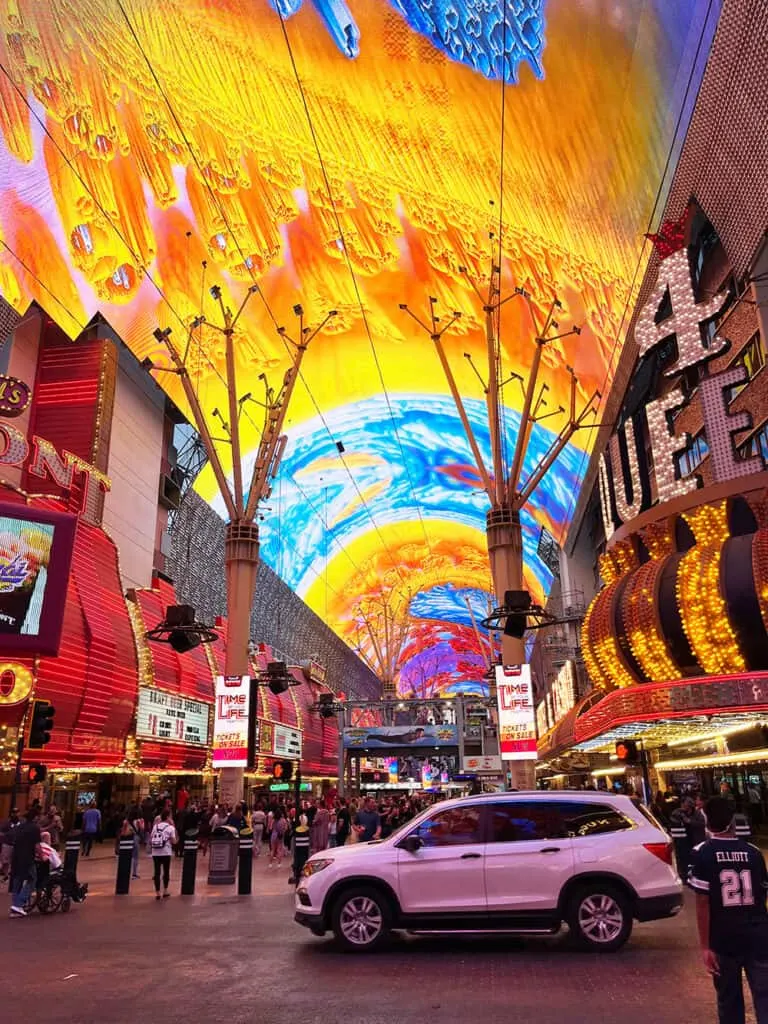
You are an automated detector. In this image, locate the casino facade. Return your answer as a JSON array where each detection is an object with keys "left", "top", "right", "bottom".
[
  {"left": 535, "top": 15, "right": 768, "bottom": 801},
  {"left": 0, "top": 307, "right": 367, "bottom": 821}
]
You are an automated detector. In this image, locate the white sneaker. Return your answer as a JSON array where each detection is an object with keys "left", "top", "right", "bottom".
[{"left": 10, "top": 905, "right": 27, "bottom": 917}]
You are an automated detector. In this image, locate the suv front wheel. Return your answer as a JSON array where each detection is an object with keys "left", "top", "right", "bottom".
[
  {"left": 566, "top": 884, "right": 632, "bottom": 952},
  {"left": 331, "top": 885, "right": 392, "bottom": 952}
]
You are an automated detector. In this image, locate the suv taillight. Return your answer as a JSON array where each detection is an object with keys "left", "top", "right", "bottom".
[{"left": 643, "top": 841, "right": 674, "bottom": 865}]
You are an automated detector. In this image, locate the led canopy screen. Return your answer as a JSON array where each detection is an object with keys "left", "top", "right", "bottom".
[{"left": 0, "top": 0, "right": 717, "bottom": 692}]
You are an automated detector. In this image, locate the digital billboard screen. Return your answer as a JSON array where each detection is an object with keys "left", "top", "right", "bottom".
[
  {"left": 0, "top": 503, "right": 77, "bottom": 657},
  {"left": 212, "top": 675, "right": 252, "bottom": 768},
  {"left": 343, "top": 724, "right": 459, "bottom": 749}
]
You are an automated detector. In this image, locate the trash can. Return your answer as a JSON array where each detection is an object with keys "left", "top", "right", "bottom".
[{"left": 207, "top": 825, "right": 239, "bottom": 885}]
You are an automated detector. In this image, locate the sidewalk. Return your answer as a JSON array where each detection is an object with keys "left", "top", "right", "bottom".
[{"left": 56, "top": 840, "right": 295, "bottom": 903}]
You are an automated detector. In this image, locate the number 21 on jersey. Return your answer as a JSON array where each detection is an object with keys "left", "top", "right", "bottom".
[{"left": 720, "top": 869, "right": 755, "bottom": 907}]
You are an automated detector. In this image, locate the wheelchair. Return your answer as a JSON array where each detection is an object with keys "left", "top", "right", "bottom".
[{"left": 28, "top": 865, "right": 87, "bottom": 914}]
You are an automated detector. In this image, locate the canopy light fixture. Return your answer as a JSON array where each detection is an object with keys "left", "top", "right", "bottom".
[{"left": 145, "top": 604, "right": 219, "bottom": 653}]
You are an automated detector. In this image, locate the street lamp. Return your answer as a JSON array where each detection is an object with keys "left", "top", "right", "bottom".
[
  {"left": 400, "top": 269, "right": 599, "bottom": 786},
  {"left": 148, "top": 296, "right": 336, "bottom": 804}
]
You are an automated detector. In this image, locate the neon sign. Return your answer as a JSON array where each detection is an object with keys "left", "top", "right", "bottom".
[
  {"left": 0, "top": 419, "right": 111, "bottom": 511},
  {"left": 599, "top": 247, "right": 765, "bottom": 539},
  {"left": 0, "top": 375, "right": 31, "bottom": 418}
]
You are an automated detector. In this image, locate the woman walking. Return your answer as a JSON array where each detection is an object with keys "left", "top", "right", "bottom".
[
  {"left": 251, "top": 803, "right": 266, "bottom": 857},
  {"left": 268, "top": 809, "right": 287, "bottom": 868},
  {"left": 149, "top": 810, "right": 177, "bottom": 900}
]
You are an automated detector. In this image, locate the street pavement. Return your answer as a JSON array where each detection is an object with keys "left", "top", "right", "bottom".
[{"left": 0, "top": 845, "right": 756, "bottom": 1024}]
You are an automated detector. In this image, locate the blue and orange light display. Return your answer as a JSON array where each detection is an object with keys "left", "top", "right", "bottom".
[{"left": 0, "top": 0, "right": 716, "bottom": 692}]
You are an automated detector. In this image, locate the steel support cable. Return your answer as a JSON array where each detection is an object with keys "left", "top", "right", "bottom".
[
  {"left": 554, "top": 0, "right": 719, "bottom": 546},
  {"left": 0, "top": 57, "right": 405, "bottom": 616},
  {"left": 275, "top": 8, "right": 434, "bottom": 558},
  {"left": 119, "top": 1, "right": 413, "bottom": 590},
  {"left": 1, "top": 16, "right": 431, "bottom": 637},
  {"left": 496, "top": 0, "right": 510, "bottom": 487}
]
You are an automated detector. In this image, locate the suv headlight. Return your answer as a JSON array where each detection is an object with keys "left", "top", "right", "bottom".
[{"left": 302, "top": 858, "right": 334, "bottom": 878}]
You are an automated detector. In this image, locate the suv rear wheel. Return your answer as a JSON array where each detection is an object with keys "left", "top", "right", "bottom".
[
  {"left": 566, "top": 884, "right": 632, "bottom": 952},
  {"left": 331, "top": 886, "right": 392, "bottom": 952}
]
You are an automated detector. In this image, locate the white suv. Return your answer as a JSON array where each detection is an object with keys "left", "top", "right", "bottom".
[{"left": 295, "top": 791, "right": 682, "bottom": 952}]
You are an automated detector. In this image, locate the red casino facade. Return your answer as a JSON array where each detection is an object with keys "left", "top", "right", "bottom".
[{"left": 0, "top": 308, "right": 340, "bottom": 820}]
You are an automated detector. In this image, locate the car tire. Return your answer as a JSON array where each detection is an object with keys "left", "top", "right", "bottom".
[
  {"left": 566, "top": 884, "right": 632, "bottom": 952},
  {"left": 331, "top": 886, "right": 392, "bottom": 953}
]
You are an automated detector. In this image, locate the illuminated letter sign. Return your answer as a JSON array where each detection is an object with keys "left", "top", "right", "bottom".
[
  {"left": 635, "top": 248, "right": 728, "bottom": 373},
  {"left": 0, "top": 661, "right": 34, "bottom": 705},
  {"left": 0, "top": 375, "right": 31, "bottom": 417},
  {"left": 599, "top": 246, "right": 766, "bottom": 536}
]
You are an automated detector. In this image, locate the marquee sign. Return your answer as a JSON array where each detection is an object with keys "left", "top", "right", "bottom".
[
  {"left": 598, "top": 239, "right": 766, "bottom": 540},
  {"left": 259, "top": 719, "right": 302, "bottom": 759},
  {"left": 551, "top": 660, "right": 578, "bottom": 723},
  {"left": 136, "top": 688, "right": 210, "bottom": 746},
  {"left": 572, "top": 671, "right": 768, "bottom": 748}
]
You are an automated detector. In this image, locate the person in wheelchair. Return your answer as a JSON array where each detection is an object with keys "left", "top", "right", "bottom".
[
  {"left": 34, "top": 832, "right": 87, "bottom": 907},
  {"left": 36, "top": 830, "right": 61, "bottom": 889}
]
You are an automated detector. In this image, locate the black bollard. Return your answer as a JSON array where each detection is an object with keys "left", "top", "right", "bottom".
[
  {"left": 63, "top": 832, "right": 81, "bottom": 881},
  {"left": 115, "top": 837, "right": 134, "bottom": 895},
  {"left": 238, "top": 831, "right": 254, "bottom": 895},
  {"left": 181, "top": 833, "right": 199, "bottom": 895}
]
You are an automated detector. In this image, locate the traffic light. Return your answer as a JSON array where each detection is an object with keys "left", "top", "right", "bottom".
[
  {"left": 615, "top": 739, "right": 639, "bottom": 764},
  {"left": 272, "top": 759, "right": 293, "bottom": 782},
  {"left": 28, "top": 700, "right": 55, "bottom": 749},
  {"left": 27, "top": 763, "right": 47, "bottom": 784}
]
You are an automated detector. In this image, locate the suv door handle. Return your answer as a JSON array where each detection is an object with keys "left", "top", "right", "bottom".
[
  {"left": 460, "top": 852, "right": 483, "bottom": 859},
  {"left": 539, "top": 847, "right": 561, "bottom": 854}
]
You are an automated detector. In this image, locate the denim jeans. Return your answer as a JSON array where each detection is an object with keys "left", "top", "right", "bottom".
[
  {"left": 10, "top": 863, "right": 36, "bottom": 910},
  {"left": 714, "top": 949, "right": 768, "bottom": 1024}
]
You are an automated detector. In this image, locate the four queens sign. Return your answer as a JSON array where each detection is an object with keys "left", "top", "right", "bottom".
[{"left": 496, "top": 664, "right": 537, "bottom": 761}]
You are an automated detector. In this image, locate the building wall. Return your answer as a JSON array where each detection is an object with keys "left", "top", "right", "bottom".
[
  {"left": 0, "top": 309, "right": 41, "bottom": 490},
  {"left": 165, "top": 490, "right": 381, "bottom": 701},
  {"left": 102, "top": 356, "right": 165, "bottom": 589},
  {"left": 566, "top": 0, "right": 768, "bottom": 552}
]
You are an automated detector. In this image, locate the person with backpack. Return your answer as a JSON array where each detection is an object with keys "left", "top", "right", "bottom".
[{"left": 149, "top": 810, "right": 177, "bottom": 900}]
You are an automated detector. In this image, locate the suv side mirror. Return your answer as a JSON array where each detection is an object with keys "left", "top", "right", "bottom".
[{"left": 398, "top": 834, "right": 423, "bottom": 854}]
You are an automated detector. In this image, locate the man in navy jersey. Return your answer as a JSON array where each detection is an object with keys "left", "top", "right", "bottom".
[{"left": 688, "top": 796, "right": 768, "bottom": 1023}]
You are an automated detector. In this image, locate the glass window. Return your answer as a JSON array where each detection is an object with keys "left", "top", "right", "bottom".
[
  {"left": 726, "top": 333, "right": 765, "bottom": 403},
  {"left": 489, "top": 802, "right": 568, "bottom": 843},
  {"left": 677, "top": 431, "right": 708, "bottom": 478},
  {"left": 737, "top": 421, "right": 768, "bottom": 464},
  {"left": 561, "top": 803, "right": 633, "bottom": 838},
  {"left": 488, "top": 801, "right": 633, "bottom": 843},
  {"left": 415, "top": 806, "right": 482, "bottom": 846}
]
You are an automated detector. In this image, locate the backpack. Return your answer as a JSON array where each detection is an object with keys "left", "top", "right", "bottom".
[{"left": 151, "top": 824, "right": 168, "bottom": 850}]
